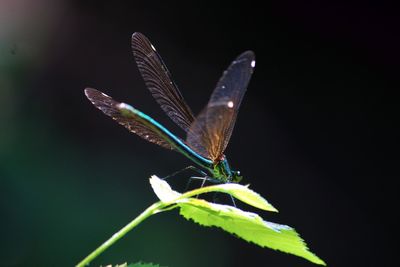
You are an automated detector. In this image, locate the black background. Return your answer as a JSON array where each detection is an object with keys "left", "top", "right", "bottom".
[{"left": 0, "top": 0, "right": 398, "bottom": 266}]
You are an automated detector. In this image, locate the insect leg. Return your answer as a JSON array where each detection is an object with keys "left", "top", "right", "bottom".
[
  {"left": 162, "top": 166, "right": 207, "bottom": 180},
  {"left": 184, "top": 176, "right": 211, "bottom": 191},
  {"left": 212, "top": 192, "right": 237, "bottom": 207},
  {"left": 229, "top": 194, "right": 237, "bottom": 207}
]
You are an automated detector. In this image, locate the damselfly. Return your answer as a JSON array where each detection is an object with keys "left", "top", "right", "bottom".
[{"left": 85, "top": 32, "right": 255, "bottom": 184}]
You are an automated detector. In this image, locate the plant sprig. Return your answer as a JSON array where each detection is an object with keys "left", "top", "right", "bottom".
[{"left": 76, "top": 176, "right": 326, "bottom": 267}]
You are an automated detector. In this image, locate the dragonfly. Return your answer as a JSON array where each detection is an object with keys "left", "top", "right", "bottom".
[{"left": 85, "top": 32, "right": 255, "bottom": 184}]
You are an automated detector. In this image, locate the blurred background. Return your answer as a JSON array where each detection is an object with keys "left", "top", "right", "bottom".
[{"left": 0, "top": 0, "right": 398, "bottom": 266}]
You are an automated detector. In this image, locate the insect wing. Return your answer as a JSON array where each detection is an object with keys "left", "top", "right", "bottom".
[
  {"left": 186, "top": 51, "right": 255, "bottom": 160},
  {"left": 85, "top": 88, "right": 175, "bottom": 150},
  {"left": 132, "top": 32, "right": 195, "bottom": 132}
]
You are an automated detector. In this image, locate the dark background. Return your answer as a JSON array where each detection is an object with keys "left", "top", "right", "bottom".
[{"left": 1, "top": 1, "right": 398, "bottom": 266}]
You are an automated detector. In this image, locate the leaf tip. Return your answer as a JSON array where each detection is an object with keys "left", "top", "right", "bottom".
[
  {"left": 270, "top": 206, "right": 279, "bottom": 213},
  {"left": 311, "top": 256, "right": 327, "bottom": 266},
  {"left": 149, "top": 175, "right": 181, "bottom": 202}
]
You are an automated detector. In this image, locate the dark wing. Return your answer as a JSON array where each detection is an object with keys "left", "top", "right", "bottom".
[
  {"left": 85, "top": 88, "right": 175, "bottom": 150},
  {"left": 186, "top": 51, "right": 255, "bottom": 161},
  {"left": 131, "top": 32, "right": 195, "bottom": 132}
]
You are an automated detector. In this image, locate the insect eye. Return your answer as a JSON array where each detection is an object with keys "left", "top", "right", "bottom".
[{"left": 231, "top": 171, "right": 242, "bottom": 183}]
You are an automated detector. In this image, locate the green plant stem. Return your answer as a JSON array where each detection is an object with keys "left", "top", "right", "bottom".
[
  {"left": 76, "top": 182, "right": 241, "bottom": 267},
  {"left": 76, "top": 202, "right": 165, "bottom": 267}
]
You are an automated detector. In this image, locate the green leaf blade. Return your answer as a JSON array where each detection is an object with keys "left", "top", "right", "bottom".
[
  {"left": 148, "top": 176, "right": 325, "bottom": 265},
  {"left": 111, "top": 262, "right": 164, "bottom": 267},
  {"left": 129, "top": 262, "right": 164, "bottom": 267},
  {"left": 204, "top": 183, "right": 278, "bottom": 212},
  {"left": 178, "top": 198, "right": 326, "bottom": 265},
  {"left": 149, "top": 175, "right": 181, "bottom": 202}
]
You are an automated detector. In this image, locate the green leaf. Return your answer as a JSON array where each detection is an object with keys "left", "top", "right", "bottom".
[
  {"left": 108, "top": 264, "right": 127, "bottom": 267},
  {"left": 108, "top": 262, "right": 164, "bottom": 267},
  {"left": 148, "top": 176, "right": 325, "bottom": 265},
  {"left": 150, "top": 176, "right": 276, "bottom": 212},
  {"left": 183, "top": 183, "right": 277, "bottom": 212},
  {"left": 178, "top": 198, "right": 326, "bottom": 265},
  {"left": 128, "top": 262, "right": 164, "bottom": 267},
  {"left": 150, "top": 175, "right": 181, "bottom": 202}
]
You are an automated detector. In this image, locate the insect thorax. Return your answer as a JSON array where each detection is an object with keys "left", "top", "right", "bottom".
[{"left": 212, "top": 157, "right": 233, "bottom": 183}]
